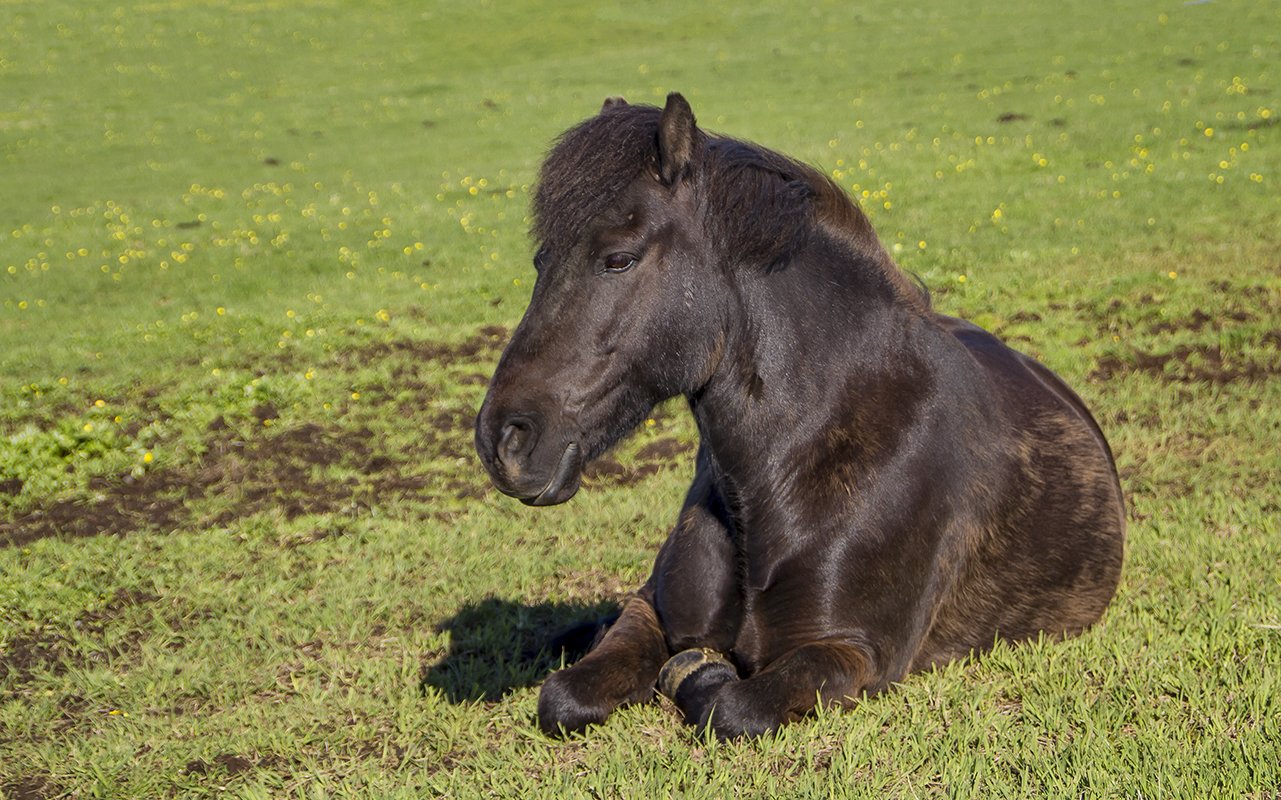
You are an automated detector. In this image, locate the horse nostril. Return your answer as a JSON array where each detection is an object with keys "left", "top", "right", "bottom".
[{"left": 497, "top": 417, "right": 538, "bottom": 465}]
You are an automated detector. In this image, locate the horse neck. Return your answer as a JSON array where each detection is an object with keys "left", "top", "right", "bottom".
[{"left": 688, "top": 236, "right": 928, "bottom": 511}]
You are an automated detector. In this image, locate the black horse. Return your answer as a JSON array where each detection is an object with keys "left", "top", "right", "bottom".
[{"left": 474, "top": 94, "right": 1125, "bottom": 739}]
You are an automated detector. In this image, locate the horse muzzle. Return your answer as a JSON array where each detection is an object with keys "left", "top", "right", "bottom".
[
  {"left": 476, "top": 411, "right": 584, "bottom": 506},
  {"left": 522, "top": 441, "right": 583, "bottom": 506}
]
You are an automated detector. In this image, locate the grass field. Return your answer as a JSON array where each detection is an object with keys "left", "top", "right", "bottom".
[{"left": 2, "top": 0, "right": 1280, "bottom": 797}]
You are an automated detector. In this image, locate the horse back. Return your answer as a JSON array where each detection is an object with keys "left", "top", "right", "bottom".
[{"left": 937, "top": 314, "right": 1120, "bottom": 479}]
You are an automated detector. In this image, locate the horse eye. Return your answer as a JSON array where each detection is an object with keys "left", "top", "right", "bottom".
[
  {"left": 533, "top": 249, "right": 548, "bottom": 273},
  {"left": 602, "top": 252, "right": 638, "bottom": 274}
]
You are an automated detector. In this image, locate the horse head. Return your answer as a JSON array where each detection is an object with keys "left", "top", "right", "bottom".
[{"left": 475, "top": 94, "right": 728, "bottom": 505}]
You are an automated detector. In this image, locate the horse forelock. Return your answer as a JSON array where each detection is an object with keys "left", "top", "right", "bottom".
[{"left": 533, "top": 105, "right": 663, "bottom": 259}]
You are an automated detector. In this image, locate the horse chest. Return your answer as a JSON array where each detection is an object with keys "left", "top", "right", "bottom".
[
  {"left": 728, "top": 561, "right": 818, "bottom": 675},
  {"left": 731, "top": 592, "right": 772, "bottom": 674}
]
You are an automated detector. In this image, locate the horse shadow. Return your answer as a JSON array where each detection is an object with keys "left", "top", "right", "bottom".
[{"left": 420, "top": 596, "right": 620, "bottom": 703}]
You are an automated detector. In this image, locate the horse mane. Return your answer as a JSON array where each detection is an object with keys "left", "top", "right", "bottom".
[{"left": 534, "top": 103, "right": 930, "bottom": 311}]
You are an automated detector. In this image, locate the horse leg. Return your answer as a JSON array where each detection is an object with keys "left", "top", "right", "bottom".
[
  {"left": 536, "top": 593, "right": 668, "bottom": 735},
  {"left": 538, "top": 456, "right": 739, "bottom": 736},
  {"left": 665, "top": 639, "right": 875, "bottom": 739}
]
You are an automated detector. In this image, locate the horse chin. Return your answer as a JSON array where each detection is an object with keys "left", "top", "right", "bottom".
[{"left": 521, "top": 442, "right": 583, "bottom": 506}]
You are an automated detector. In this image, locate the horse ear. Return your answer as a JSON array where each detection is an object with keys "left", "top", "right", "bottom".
[
  {"left": 657, "top": 92, "right": 696, "bottom": 186},
  {"left": 601, "top": 96, "right": 628, "bottom": 113}
]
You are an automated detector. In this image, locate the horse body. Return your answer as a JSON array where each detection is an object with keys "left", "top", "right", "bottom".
[{"left": 474, "top": 94, "right": 1124, "bottom": 738}]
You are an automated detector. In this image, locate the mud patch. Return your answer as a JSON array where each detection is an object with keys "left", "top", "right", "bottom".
[
  {"left": 1146, "top": 308, "right": 1252, "bottom": 334},
  {"left": 1083, "top": 282, "right": 1278, "bottom": 340},
  {"left": 201, "top": 422, "right": 380, "bottom": 527},
  {"left": 635, "top": 437, "right": 693, "bottom": 462},
  {"left": 1090, "top": 343, "right": 1281, "bottom": 385},
  {"left": 348, "top": 325, "right": 507, "bottom": 369},
  {"left": 183, "top": 753, "right": 255, "bottom": 776},
  {"left": 0, "top": 627, "right": 65, "bottom": 684},
  {"left": 582, "top": 456, "right": 629, "bottom": 483},
  {"left": 52, "top": 693, "right": 93, "bottom": 734},
  {"left": 0, "top": 423, "right": 365, "bottom": 547},
  {"left": 582, "top": 437, "right": 694, "bottom": 489},
  {"left": 0, "top": 587, "right": 158, "bottom": 683},
  {"left": 0, "top": 413, "right": 452, "bottom": 547},
  {"left": 1, "top": 776, "right": 60, "bottom": 800}
]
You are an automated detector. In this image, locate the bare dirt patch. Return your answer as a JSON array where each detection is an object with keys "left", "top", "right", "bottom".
[
  {"left": 1, "top": 776, "right": 61, "bottom": 800},
  {"left": 1146, "top": 308, "right": 1253, "bottom": 335},
  {"left": 0, "top": 587, "right": 158, "bottom": 684},
  {"left": 347, "top": 325, "right": 507, "bottom": 369},
  {"left": 200, "top": 421, "right": 382, "bottom": 527},
  {"left": 0, "top": 423, "right": 390, "bottom": 547},
  {"left": 1090, "top": 342, "right": 1281, "bottom": 385},
  {"left": 183, "top": 753, "right": 255, "bottom": 776},
  {"left": 1080, "top": 281, "right": 1278, "bottom": 340},
  {"left": 1083, "top": 280, "right": 1281, "bottom": 384},
  {"left": 635, "top": 437, "right": 693, "bottom": 463},
  {"left": 0, "top": 329, "right": 509, "bottom": 548},
  {"left": 582, "top": 436, "right": 695, "bottom": 489},
  {"left": 0, "top": 627, "right": 65, "bottom": 684}
]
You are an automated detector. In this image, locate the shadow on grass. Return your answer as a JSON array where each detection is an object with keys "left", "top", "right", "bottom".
[{"left": 421, "top": 596, "right": 620, "bottom": 703}]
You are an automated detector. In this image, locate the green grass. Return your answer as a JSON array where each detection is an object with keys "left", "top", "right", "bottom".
[{"left": 2, "top": 0, "right": 1280, "bottom": 797}]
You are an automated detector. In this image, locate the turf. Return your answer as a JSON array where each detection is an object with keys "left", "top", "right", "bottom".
[{"left": 2, "top": 0, "right": 1279, "bottom": 797}]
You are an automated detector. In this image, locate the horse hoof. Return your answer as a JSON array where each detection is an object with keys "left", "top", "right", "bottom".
[
  {"left": 658, "top": 648, "right": 737, "bottom": 703},
  {"left": 538, "top": 669, "right": 608, "bottom": 736}
]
